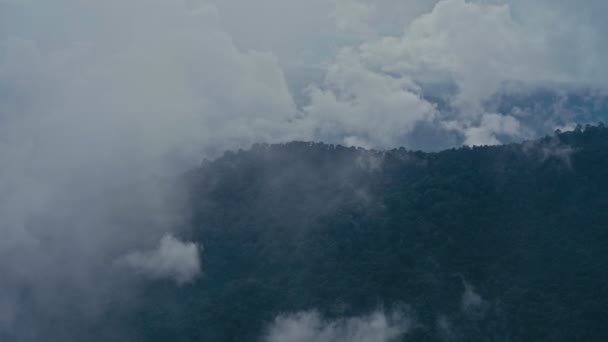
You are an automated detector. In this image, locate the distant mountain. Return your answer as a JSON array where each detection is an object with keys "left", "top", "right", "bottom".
[
  {"left": 489, "top": 86, "right": 608, "bottom": 136},
  {"left": 124, "top": 125, "right": 608, "bottom": 341}
]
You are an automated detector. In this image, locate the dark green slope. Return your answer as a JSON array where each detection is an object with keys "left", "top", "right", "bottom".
[{"left": 136, "top": 125, "right": 608, "bottom": 342}]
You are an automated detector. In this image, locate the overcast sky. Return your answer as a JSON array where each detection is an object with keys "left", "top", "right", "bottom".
[{"left": 2, "top": 0, "right": 608, "bottom": 152}]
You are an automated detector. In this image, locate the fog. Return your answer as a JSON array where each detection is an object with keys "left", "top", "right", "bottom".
[{"left": 0, "top": 0, "right": 607, "bottom": 340}]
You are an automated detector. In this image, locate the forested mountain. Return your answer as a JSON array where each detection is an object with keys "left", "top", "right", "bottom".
[{"left": 128, "top": 125, "right": 608, "bottom": 342}]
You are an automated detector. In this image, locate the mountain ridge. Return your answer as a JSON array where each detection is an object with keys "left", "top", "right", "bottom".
[{"left": 126, "top": 124, "right": 608, "bottom": 341}]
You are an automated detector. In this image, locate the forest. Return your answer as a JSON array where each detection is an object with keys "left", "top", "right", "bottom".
[{"left": 112, "top": 124, "right": 608, "bottom": 341}]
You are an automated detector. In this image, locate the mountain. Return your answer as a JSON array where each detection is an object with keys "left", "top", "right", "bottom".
[{"left": 126, "top": 125, "right": 608, "bottom": 342}]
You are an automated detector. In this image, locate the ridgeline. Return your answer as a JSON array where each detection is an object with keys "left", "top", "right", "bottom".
[{"left": 134, "top": 125, "right": 608, "bottom": 341}]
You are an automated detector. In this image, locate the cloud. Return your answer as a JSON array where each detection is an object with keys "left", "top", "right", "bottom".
[
  {"left": 2, "top": 0, "right": 591, "bottom": 157},
  {"left": 355, "top": 152, "right": 385, "bottom": 172},
  {"left": 122, "top": 234, "right": 201, "bottom": 285},
  {"left": 213, "top": 0, "right": 608, "bottom": 87},
  {"left": 0, "top": 0, "right": 302, "bottom": 160},
  {"left": 393, "top": 0, "right": 562, "bottom": 101},
  {"left": 0, "top": 0, "right": 607, "bottom": 338},
  {"left": 303, "top": 49, "right": 438, "bottom": 148},
  {"left": 0, "top": 0, "right": 303, "bottom": 336},
  {"left": 208, "top": 0, "right": 337, "bottom": 67},
  {"left": 333, "top": 0, "right": 375, "bottom": 35},
  {"left": 199, "top": 0, "right": 608, "bottom": 148},
  {"left": 333, "top": 0, "right": 437, "bottom": 37},
  {"left": 299, "top": 0, "right": 606, "bottom": 148},
  {"left": 523, "top": 137, "right": 576, "bottom": 168},
  {"left": 461, "top": 280, "right": 484, "bottom": 312},
  {"left": 444, "top": 113, "right": 524, "bottom": 146},
  {"left": 0, "top": 0, "right": 300, "bottom": 258},
  {"left": 435, "top": 315, "right": 455, "bottom": 341},
  {"left": 264, "top": 309, "right": 412, "bottom": 342}
]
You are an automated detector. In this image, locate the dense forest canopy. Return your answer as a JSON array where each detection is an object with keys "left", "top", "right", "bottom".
[
  {"left": 2, "top": 125, "right": 607, "bottom": 342},
  {"left": 103, "top": 125, "right": 608, "bottom": 342}
]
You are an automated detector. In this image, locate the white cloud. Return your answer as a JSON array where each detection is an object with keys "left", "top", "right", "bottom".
[
  {"left": 0, "top": 0, "right": 303, "bottom": 333},
  {"left": 0, "top": 0, "right": 302, "bottom": 162},
  {"left": 333, "top": 0, "right": 438, "bottom": 37},
  {"left": 333, "top": 0, "right": 375, "bottom": 35},
  {"left": 336, "top": 0, "right": 563, "bottom": 92},
  {"left": 303, "top": 49, "right": 437, "bottom": 148},
  {"left": 0, "top": 0, "right": 303, "bottom": 260},
  {"left": 2, "top": 0, "right": 592, "bottom": 155},
  {"left": 302, "top": 0, "right": 594, "bottom": 147},
  {"left": 264, "top": 310, "right": 412, "bottom": 342},
  {"left": 200, "top": 0, "right": 608, "bottom": 148},
  {"left": 122, "top": 234, "right": 201, "bottom": 285},
  {"left": 445, "top": 113, "right": 524, "bottom": 146}
]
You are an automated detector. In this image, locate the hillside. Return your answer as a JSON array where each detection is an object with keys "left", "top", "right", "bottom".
[{"left": 129, "top": 125, "right": 608, "bottom": 342}]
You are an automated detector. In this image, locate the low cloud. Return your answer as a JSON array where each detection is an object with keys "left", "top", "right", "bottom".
[
  {"left": 0, "top": 0, "right": 300, "bottom": 335},
  {"left": 355, "top": 152, "right": 385, "bottom": 172},
  {"left": 303, "top": 50, "right": 438, "bottom": 148},
  {"left": 122, "top": 234, "right": 201, "bottom": 285},
  {"left": 264, "top": 309, "right": 411, "bottom": 342},
  {"left": 523, "top": 137, "right": 576, "bottom": 168},
  {"left": 301, "top": 0, "right": 607, "bottom": 148},
  {"left": 461, "top": 280, "right": 484, "bottom": 313}
]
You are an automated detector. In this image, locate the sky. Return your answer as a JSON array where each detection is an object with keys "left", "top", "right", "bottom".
[
  {"left": 0, "top": 0, "right": 607, "bottom": 339},
  {"left": 2, "top": 0, "right": 608, "bottom": 152}
]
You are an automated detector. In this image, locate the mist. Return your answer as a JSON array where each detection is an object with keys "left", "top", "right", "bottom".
[
  {"left": 264, "top": 309, "right": 412, "bottom": 342},
  {"left": 1, "top": 0, "right": 608, "bottom": 340},
  {"left": 0, "top": 0, "right": 303, "bottom": 338}
]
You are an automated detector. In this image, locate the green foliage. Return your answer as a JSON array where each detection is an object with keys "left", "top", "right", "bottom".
[{"left": 134, "top": 126, "right": 608, "bottom": 341}]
